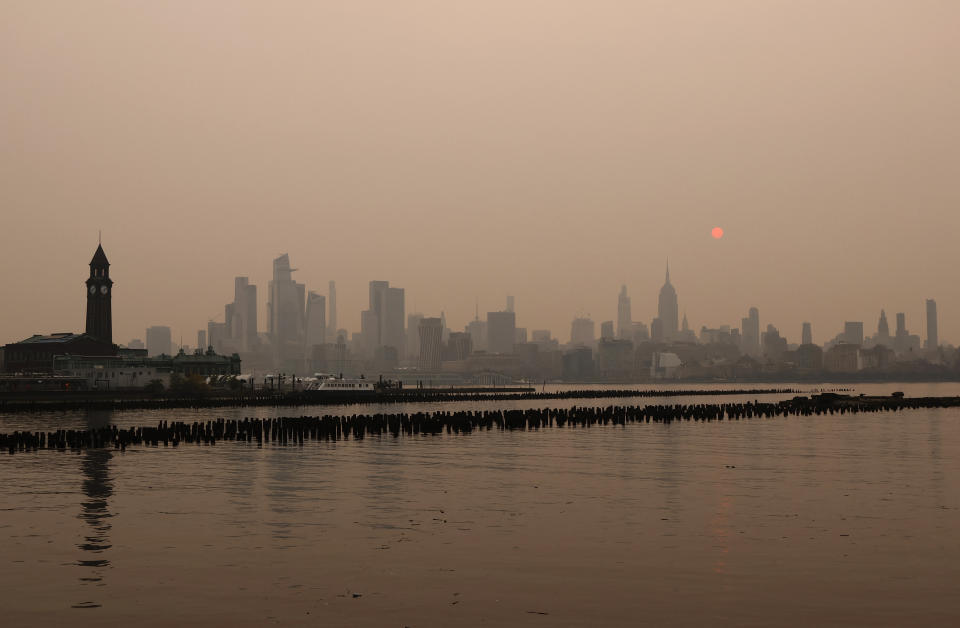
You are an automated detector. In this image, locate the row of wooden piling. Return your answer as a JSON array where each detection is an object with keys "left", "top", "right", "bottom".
[
  {"left": 3, "top": 394, "right": 957, "bottom": 454},
  {"left": 0, "top": 387, "right": 805, "bottom": 414}
]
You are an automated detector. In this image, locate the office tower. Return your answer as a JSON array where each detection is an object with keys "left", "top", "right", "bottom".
[
  {"left": 600, "top": 320, "right": 615, "bottom": 340},
  {"left": 418, "top": 317, "right": 443, "bottom": 371},
  {"left": 506, "top": 295, "right": 515, "bottom": 313},
  {"left": 617, "top": 285, "right": 632, "bottom": 340},
  {"left": 197, "top": 330, "right": 207, "bottom": 351},
  {"left": 446, "top": 332, "right": 473, "bottom": 361},
  {"left": 877, "top": 310, "right": 890, "bottom": 343},
  {"left": 226, "top": 277, "right": 257, "bottom": 352},
  {"left": 570, "top": 317, "right": 595, "bottom": 346},
  {"left": 487, "top": 311, "right": 517, "bottom": 354},
  {"left": 531, "top": 330, "right": 551, "bottom": 343},
  {"left": 801, "top": 322, "right": 812, "bottom": 346},
  {"left": 85, "top": 243, "right": 113, "bottom": 344},
  {"left": 926, "top": 299, "right": 938, "bottom": 350},
  {"left": 207, "top": 321, "right": 228, "bottom": 353},
  {"left": 514, "top": 327, "right": 528, "bottom": 345},
  {"left": 741, "top": 307, "right": 760, "bottom": 356},
  {"left": 146, "top": 326, "right": 172, "bottom": 357},
  {"left": 327, "top": 280, "right": 337, "bottom": 343},
  {"left": 362, "top": 281, "right": 405, "bottom": 356},
  {"left": 844, "top": 321, "right": 864, "bottom": 346},
  {"left": 267, "top": 254, "right": 306, "bottom": 359},
  {"left": 658, "top": 262, "right": 679, "bottom": 341},
  {"left": 305, "top": 291, "right": 326, "bottom": 350},
  {"left": 407, "top": 313, "right": 424, "bottom": 360},
  {"left": 466, "top": 308, "right": 487, "bottom": 352}
]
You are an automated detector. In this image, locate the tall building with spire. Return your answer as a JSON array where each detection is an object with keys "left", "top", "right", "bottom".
[
  {"left": 657, "top": 262, "right": 678, "bottom": 341},
  {"left": 926, "top": 299, "right": 938, "bottom": 351},
  {"left": 85, "top": 244, "right": 113, "bottom": 344},
  {"left": 617, "top": 285, "right": 632, "bottom": 340}
]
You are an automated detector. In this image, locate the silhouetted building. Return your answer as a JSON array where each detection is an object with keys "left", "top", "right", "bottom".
[
  {"left": 407, "top": 312, "right": 424, "bottom": 361},
  {"left": 824, "top": 343, "right": 860, "bottom": 373},
  {"left": 487, "top": 311, "right": 516, "bottom": 354},
  {"left": 658, "top": 263, "right": 679, "bottom": 340},
  {"left": 197, "top": 330, "right": 206, "bottom": 351},
  {"left": 570, "top": 317, "right": 595, "bottom": 347},
  {"left": 562, "top": 346, "right": 594, "bottom": 380},
  {"left": 466, "top": 316, "right": 487, "bottom": 352},
  {"left": 761, "top": 324, "right": 787, "bottom": 363},
  {"left": 327, "top": 280, "right": 338, "bottom": 343},
  {"left": 600, "top": 320, "right": 615, "bottom": 340},
  {"left": 877, "top": 310, "right": 889, "bottom": 341},
  {"left": 267, "top": 254, "right": 306, "bottom": 366},
  {"left": 444, "top": 332, "right": 473, "bottom": 361},
  {"left": 801, "top": 322, "right": 812, "bottom": 346},
  {"left": 650, "top": 317, "right": 664, "bottom": 342},
  {"left": 741, "top": 307, "right": 760, "bottom": 357},
  {"left": 146, "top": 326, "right": 172, "bottom": 357},
  {"left": 225, "top": 277, "right": 258, "bottom": 353},
  {"left": 617, "top": 285, "right": 632, "bottom": 340},
  {"left": 796, "top": 343, "right": 823, "bottom": 370},
  {"left": 363, "top": 280, "right": 405, "bottom": 358},
  {"left": 2, "top": 333, "right": 115, "bottom": 373},
  {"left": 85, "top": 244, "right": 113, "bottom": 344},
  {"left": 305, "top": 291, "right": 326, "bottom": 352},
  {"left": 597, "top": 339, "right": 634, "bottom": 380},
  {"left": 506, "top": 295, "right": 515, "bottom": 313},
  {"left": 843, "top": 321, "right": 864, "bottom": 346},
  {"left": 207, "top": 322, "right": 228, "bottom": 354},
  {"left": 926, "top": 299, "right": 938, "bottom": 350},
  {"left": 418, "top": 317, "right": 444, "bottom": 371},
  {"left": 514, "top": 327, "right": 528, "bottom": 345}
]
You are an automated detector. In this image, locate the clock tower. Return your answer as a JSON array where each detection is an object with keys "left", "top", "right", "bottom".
[{"left": 85, "top": 243, "right": 113, "bottom": 344}]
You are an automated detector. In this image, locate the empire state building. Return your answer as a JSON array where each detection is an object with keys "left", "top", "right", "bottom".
[{"left": 658, "top": 262, "right": 678, "bottom": 341}]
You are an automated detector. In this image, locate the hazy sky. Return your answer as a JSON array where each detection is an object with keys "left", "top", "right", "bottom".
[{"left": 2, "top": 1, "right": 958, "bottom": 347}]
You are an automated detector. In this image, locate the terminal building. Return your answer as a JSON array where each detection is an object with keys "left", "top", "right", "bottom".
[{"left": 1, "top": 243, "right": 240, "bottom": 389}]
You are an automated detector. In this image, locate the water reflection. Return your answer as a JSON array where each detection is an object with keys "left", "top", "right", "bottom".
[{"left": 74, "top": 411, "right": 114, "bottom": 609}]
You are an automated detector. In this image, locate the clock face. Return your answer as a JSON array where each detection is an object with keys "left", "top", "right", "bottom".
[
  {"left": 100, "top": 285, "right": 109, "bottom": 295},
  {"left": 89, "top": 285, "right": 96, "bottom": 294}
]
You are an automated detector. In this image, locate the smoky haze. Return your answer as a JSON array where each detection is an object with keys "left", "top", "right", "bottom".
[{"left": 1, "top": 1, "right": 958, "bottom": 346}]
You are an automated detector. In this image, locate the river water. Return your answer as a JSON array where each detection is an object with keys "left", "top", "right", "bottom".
[{"left": 2, "top": 383, "right": 959, "bottom": 626}]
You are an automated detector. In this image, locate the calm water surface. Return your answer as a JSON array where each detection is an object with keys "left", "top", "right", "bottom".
[{"left": 2, "top": 383, "right": 959, "bottom": 626}]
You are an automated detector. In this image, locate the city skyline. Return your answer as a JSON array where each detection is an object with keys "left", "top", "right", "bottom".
[
  {"left": 0, "top": 242, "right": 951, "bottom": 352},
  {"left": 2, "top": 3, "right": 959, "bottom": 349}
]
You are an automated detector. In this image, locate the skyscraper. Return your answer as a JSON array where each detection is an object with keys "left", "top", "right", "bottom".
[
  {"left": 617, "top": 285, "right": 631, "bottom": 340},
  {"left": 146, "top": 326, "right": 172, "bottom": 357},
  {"left": 488, "top": 311, "right": 517, "bottom": 354},
  {"left": 658, "top": 263, "right": 678, "bottom": 341},
  {"left": 600, "top": 320, "right": 615, "bottom": 340},
  {"left": 570, "top": 317, "right": 595, "bottom": 346},
  {"left": 741, "top": 307, "right": 760, "bottom": 356},
  {"left": 506, "top": 295, "right": 515, "bottom": 313},
  {"left": 267, "top": 254, "right": 306, "bottom": 366},
  {"left": 362, "top": 280, "right": 405, "bottom": 357},
  {"left": 926, "top": 299, "right": 938, "bottom": 350},
  {"left": 844, "top": 321, "right": 864, "bottom": 346},
  {"left": 418, "top": 317, "right": 443, "bottom": 371},
  {"left": 801, "top": 322, "right": 812, "bottom": 346},
  {"left": 327, "top": 280, "right": 337, "bottom": 343},
  {"left": 305, "top": 291, "right": 326, "bottom": 351},
  {"left": 876, "top": 310, "right": 890, "bottom": 345},
  {"left": 226, "top": 277, "right": 257, "bottom": 352}
]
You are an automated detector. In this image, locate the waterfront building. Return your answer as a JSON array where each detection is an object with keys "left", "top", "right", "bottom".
[
  {"left": 2, "top": 333, "right": 116, "bottom": 373},
  {"left": 487, "top": 311, "right": 517, "bottom": 354},
  {"left": 147, "top": 326, "right": 172, "bottom": 357},
  {"left": 657, "top": 263, "right": 679, "bottom": 341}
]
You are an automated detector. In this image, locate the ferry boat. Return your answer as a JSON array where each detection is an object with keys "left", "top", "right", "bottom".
[{"left": 303, "top": 375, "right": 375, "bottom": 393}]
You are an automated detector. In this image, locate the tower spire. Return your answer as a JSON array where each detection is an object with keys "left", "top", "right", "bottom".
[{"left": 665, "top": 258, "right": 671, "bottom": 284}]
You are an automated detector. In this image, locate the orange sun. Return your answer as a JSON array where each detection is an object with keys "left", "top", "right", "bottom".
[{"left": 711, "top": 227, "right": 724, "bottom": 239}]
